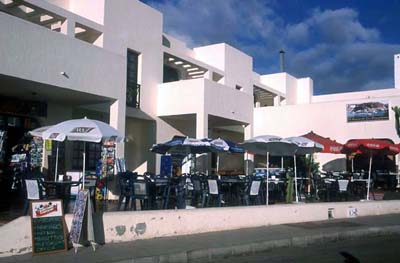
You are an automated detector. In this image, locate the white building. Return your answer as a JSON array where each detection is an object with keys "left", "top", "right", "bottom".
[{"left": 0, "top": 0, "right": 399, "bottom": 181}]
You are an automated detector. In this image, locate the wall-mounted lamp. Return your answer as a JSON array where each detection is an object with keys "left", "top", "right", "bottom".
[{"left": 60, "top": 71, "right": 69, "bottom": 78}]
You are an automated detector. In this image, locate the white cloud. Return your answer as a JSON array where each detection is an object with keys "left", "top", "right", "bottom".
[{"left": 144, "top": 0, "right": 400, "bottom": 94}]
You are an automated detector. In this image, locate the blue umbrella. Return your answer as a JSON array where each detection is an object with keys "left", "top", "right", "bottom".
[
  {"left": 150, "top": 136, "right": 213, "bottom": 155},
  {"left": 208, "top": 138, "right": 245, "bottom": 173}
]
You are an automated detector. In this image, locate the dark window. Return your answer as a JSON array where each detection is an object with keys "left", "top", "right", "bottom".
[
  {"left": 163, "top": 65, "right": 180, "bottom": 83},
  {"left": 236, "top": 85, "right": 243, "bottom": 91},
  {"left": 162, "top": 35, "right": 171, "bottom": 48},
  {"left": 126, "top": 50, "right": 140, "bottom": 108},
  {"left": 72, "top": 142, "right": 101, "bottom": 171}
]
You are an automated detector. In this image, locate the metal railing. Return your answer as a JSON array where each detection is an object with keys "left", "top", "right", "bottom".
[{"left": 126, "top": 83, "right": 140, "bottom": 108}]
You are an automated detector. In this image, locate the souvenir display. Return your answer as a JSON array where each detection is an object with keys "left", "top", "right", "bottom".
[{"left": 29, "top": 137, "right": 43, "bottom": 169}]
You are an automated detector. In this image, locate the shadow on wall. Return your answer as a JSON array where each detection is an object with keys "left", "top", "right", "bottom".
[{"left": 322, "top": 158, "right": 347, "bottom": 172}]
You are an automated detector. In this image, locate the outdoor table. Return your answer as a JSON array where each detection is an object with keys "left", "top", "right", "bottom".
[
  {"left": 42, "top": 180, "right": 81, "bottom": 212},
  {"left": 265, "top": 178, "right": 285, "bottom": 203},
  {"left": 219, "top": 177, "right": 248, "bottom": 206},
  {"left": 349, "top": 179, "right": 368, "bottom": 200},
  {"left": 149, "top": 177, "right": 171, "bottom": 209}
]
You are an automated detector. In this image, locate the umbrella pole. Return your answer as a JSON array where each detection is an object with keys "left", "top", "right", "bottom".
[
  {"left": 54, "top": 141, "right": 59, "bottom": 182},
  {"left": 82, "top": 142, "right": 86, "bottom": 190},
  {"left": 367, "top": 154, "right": 372, "bottom": 201},
  {"left": 246, "top": 152, "right": 249, "bottom": 176},
  {"left": 216, "top": 153, "right": 220, "bottom": 175},
  {"left": 294, "top": 155, "right": 299, "bottom": 203},
  {"left": 351, "top": 158, "right": 354, "bottom": 173},
  {"left": 281, "top": 156, "right": 284, "bottom": 170},
  {"left": 266, "top": 152, "right": 269, "bottom": 206}
]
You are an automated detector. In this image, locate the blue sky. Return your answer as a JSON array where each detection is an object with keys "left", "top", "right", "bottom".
[{"left": 142, "top": 0, "right": 400, "bottom": 95}]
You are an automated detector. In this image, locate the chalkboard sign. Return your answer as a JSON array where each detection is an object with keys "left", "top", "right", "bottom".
[
  {"left": 30, "top": 200, "right": 67, "bottom": 255},
  {"left": 70, "top": 190, "right": 88, "bottom": 244}
]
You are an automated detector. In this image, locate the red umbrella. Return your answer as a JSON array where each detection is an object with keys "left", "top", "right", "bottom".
[
  {"left": 342, "top": 139, "right": 399, "bottom": 155},
  {"left": 302, "top": 131, "right": 343, "bottom": 154},
  {"left": 342, "top": 139, "right": 400, "bottom": 200}
]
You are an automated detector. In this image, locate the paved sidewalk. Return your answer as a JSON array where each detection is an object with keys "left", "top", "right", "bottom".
[{"left": 2, "top": 214, "right": 400, "bottom": 263}]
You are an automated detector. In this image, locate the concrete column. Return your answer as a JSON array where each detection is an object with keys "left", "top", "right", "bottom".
[
  {"left": 273, "top": 96, "right": 281, "bottom": 106},
  {"left": 196, "top": 113, "right": 208, "bottom": 139},
  {"left": 60, "top": 19, "right": 75, "bottom": 37},
  {"left": 109, "top": 99, "right": 126, "bottom": 158},
  {"left": 395, "top": 54, "right": 400, "bottom": 89},
  {"left": 196, "top": 113, "right": 208, "bottom": 173},
  {"left": 109, "top": 99, "right": 126, "bottom": 200},
  {"left": 244, "top": 123, "right": 254, "bottom": 175}
]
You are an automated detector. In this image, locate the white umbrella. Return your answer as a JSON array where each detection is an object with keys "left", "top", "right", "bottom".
[
  {"left": 285, "top": 136, "right": 323, "bottom": 203},
  {"left": 241, "top": 135, "right": 298, "bottom": 205},
  {"left": 29, "top": 126, "right": 53, "bottom": 137},
  {"left": 42, "top": 117, "right": 124, "bottom": 189},
  {"left": 29, "top": 125, "right": 61, "bottom": 182}
]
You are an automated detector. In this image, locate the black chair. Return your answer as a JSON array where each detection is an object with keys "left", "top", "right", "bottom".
[
  {"left": 189, "top": 174, "right": 207, "bottom": 208},
  {"left": 205, "top": 176, "right": 223, "bottom": 207},
  {"left": 131, "top": 175, "right": 151, "bottom": 211},
  {"left": 22, "top": 177, "right": 47, "bottom": 215},
  {"left": 337, "top": 179, "right": 350, "bottom": 201},
  {"left": 117, "top": 171, "right": 137, "bottom": 211},
  {"left": 242, "top": 177, "right": 262, "bottom": 206},
  {"left": 151, "top": 176, "right": 171, "bottom": 209}
]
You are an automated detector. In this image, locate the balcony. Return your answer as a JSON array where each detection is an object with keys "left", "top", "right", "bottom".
[
  {"left": 158, "top": 78, "right": 253, "bottom": 124},
  {"left": 0, "top": 0, "right": 103, "bottom": 46},
  {"left": 0, "top": 10, "right": 125, "bottom": 100}
]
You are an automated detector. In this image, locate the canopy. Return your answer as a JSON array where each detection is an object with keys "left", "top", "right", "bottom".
[
  {"left": 150, "top": 136, "right": 213, "bottom": 155},
  {"left": 29, "top": 125, "right": 53, "bottom": 137},
  {"left": 342, "top": 138, "right": 400, "bottom": 200},
  {"left": 285, "top": 136, "right": 324, "bottom": 155},
  {"left": 42, "top": 117, "right": 124, "bottom": 143},
  {"left": 241, "top": 135, "right": 297, "bottom": 156},
  {"left": 209, "top": 138, "right": 244, "bottom": 154},
  {"left": 241, "top": 135, "right": 298, "bottom": 205},
  {"left": 302, "top": 131, "right": 343, "bottom": 154},
  {"left": 41, "top": 117, "right": 124, "bottom": 188},
  {"left": 342, "top": 139, "right": 400, "bottom": 155}
]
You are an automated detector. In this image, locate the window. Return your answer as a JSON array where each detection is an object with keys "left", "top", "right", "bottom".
[
  {"left": 162, "top": 35, "right": 171, "bottom": 48},
  {"left": 72, "top": 142, "right": 101, "bottom": 171},
  {"left": 236, "top": 85, "right": 243, "bottom": 91},
  {"left": 126, "top": 50, "right": 140, "bottom": 108}
]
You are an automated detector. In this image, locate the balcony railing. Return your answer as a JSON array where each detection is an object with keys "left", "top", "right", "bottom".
[{"left": 126, "top": 83, "right": 140, "bottom": 108}]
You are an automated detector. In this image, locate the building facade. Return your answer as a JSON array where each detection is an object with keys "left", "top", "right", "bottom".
[{"left": 0, "top": 0, "right": 399, "bottom": 180}]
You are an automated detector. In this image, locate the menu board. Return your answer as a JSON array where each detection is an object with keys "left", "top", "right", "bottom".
[
  {"left": 70, "top": 190, "right": 88, "bottom": 244},
  {"left": 30, "top": 200, "right": 67, "bottom": 255}
]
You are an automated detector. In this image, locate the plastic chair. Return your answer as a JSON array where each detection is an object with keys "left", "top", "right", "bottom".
[
  {"left": 337, "top": 179, "right": 350, "bottom": 201},
  {"left": 205, "top": 176, "right": 223, "bottom": 207},
  {"left": 117, "top": 172, "right": 137, "bottom": 211},
  {"left": 243, "top": 177, "right": 262, "bottom": 206},
  {"left": 23, "top": 178, "right": 47, "bottom": 215},
  {"left": 131, "top": 175, "right": 151, "bottom": 211},
  {"left": 190, "top": 174, "right": 207, "bottom": 208}
]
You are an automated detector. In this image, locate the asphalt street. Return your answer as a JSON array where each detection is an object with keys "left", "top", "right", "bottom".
[{"left": 208, "top": 234, "right": 400, "bottom": 263}]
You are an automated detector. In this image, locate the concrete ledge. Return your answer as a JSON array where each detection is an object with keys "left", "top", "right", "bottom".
[
  {"left": 102, "top": 200, "right": 400, "bottom": 243},
  {"left": 1, "top": 200, "right": 400, "bottom": 257}
]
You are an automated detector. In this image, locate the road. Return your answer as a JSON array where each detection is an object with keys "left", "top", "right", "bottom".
[{"left": 208, "top": 234, "right": 400, "bottom": 263}]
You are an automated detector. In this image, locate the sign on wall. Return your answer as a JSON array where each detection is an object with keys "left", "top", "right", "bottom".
[{"left": 346, "top": 101, "right": 389, "bottom": 122}]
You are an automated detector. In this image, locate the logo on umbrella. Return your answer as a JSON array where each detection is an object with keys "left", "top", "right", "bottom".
[
  {"left": 49, "top": 133, "right": 60, "bottom": 139},
  {"left": 71, "top": 127, "right": 94, "bottom": 133}
]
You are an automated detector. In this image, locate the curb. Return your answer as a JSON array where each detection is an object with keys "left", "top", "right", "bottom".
[{"left": 119, "top": 225, "right": 400, "bottom": 263}]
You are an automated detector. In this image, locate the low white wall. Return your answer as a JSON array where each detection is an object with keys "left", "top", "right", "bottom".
[
  {"left": 103, "top": 201, "right": 400, "bottom": 243},
  {"left": 1, "top": 201, "right": 400, "bottom": 257}
]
